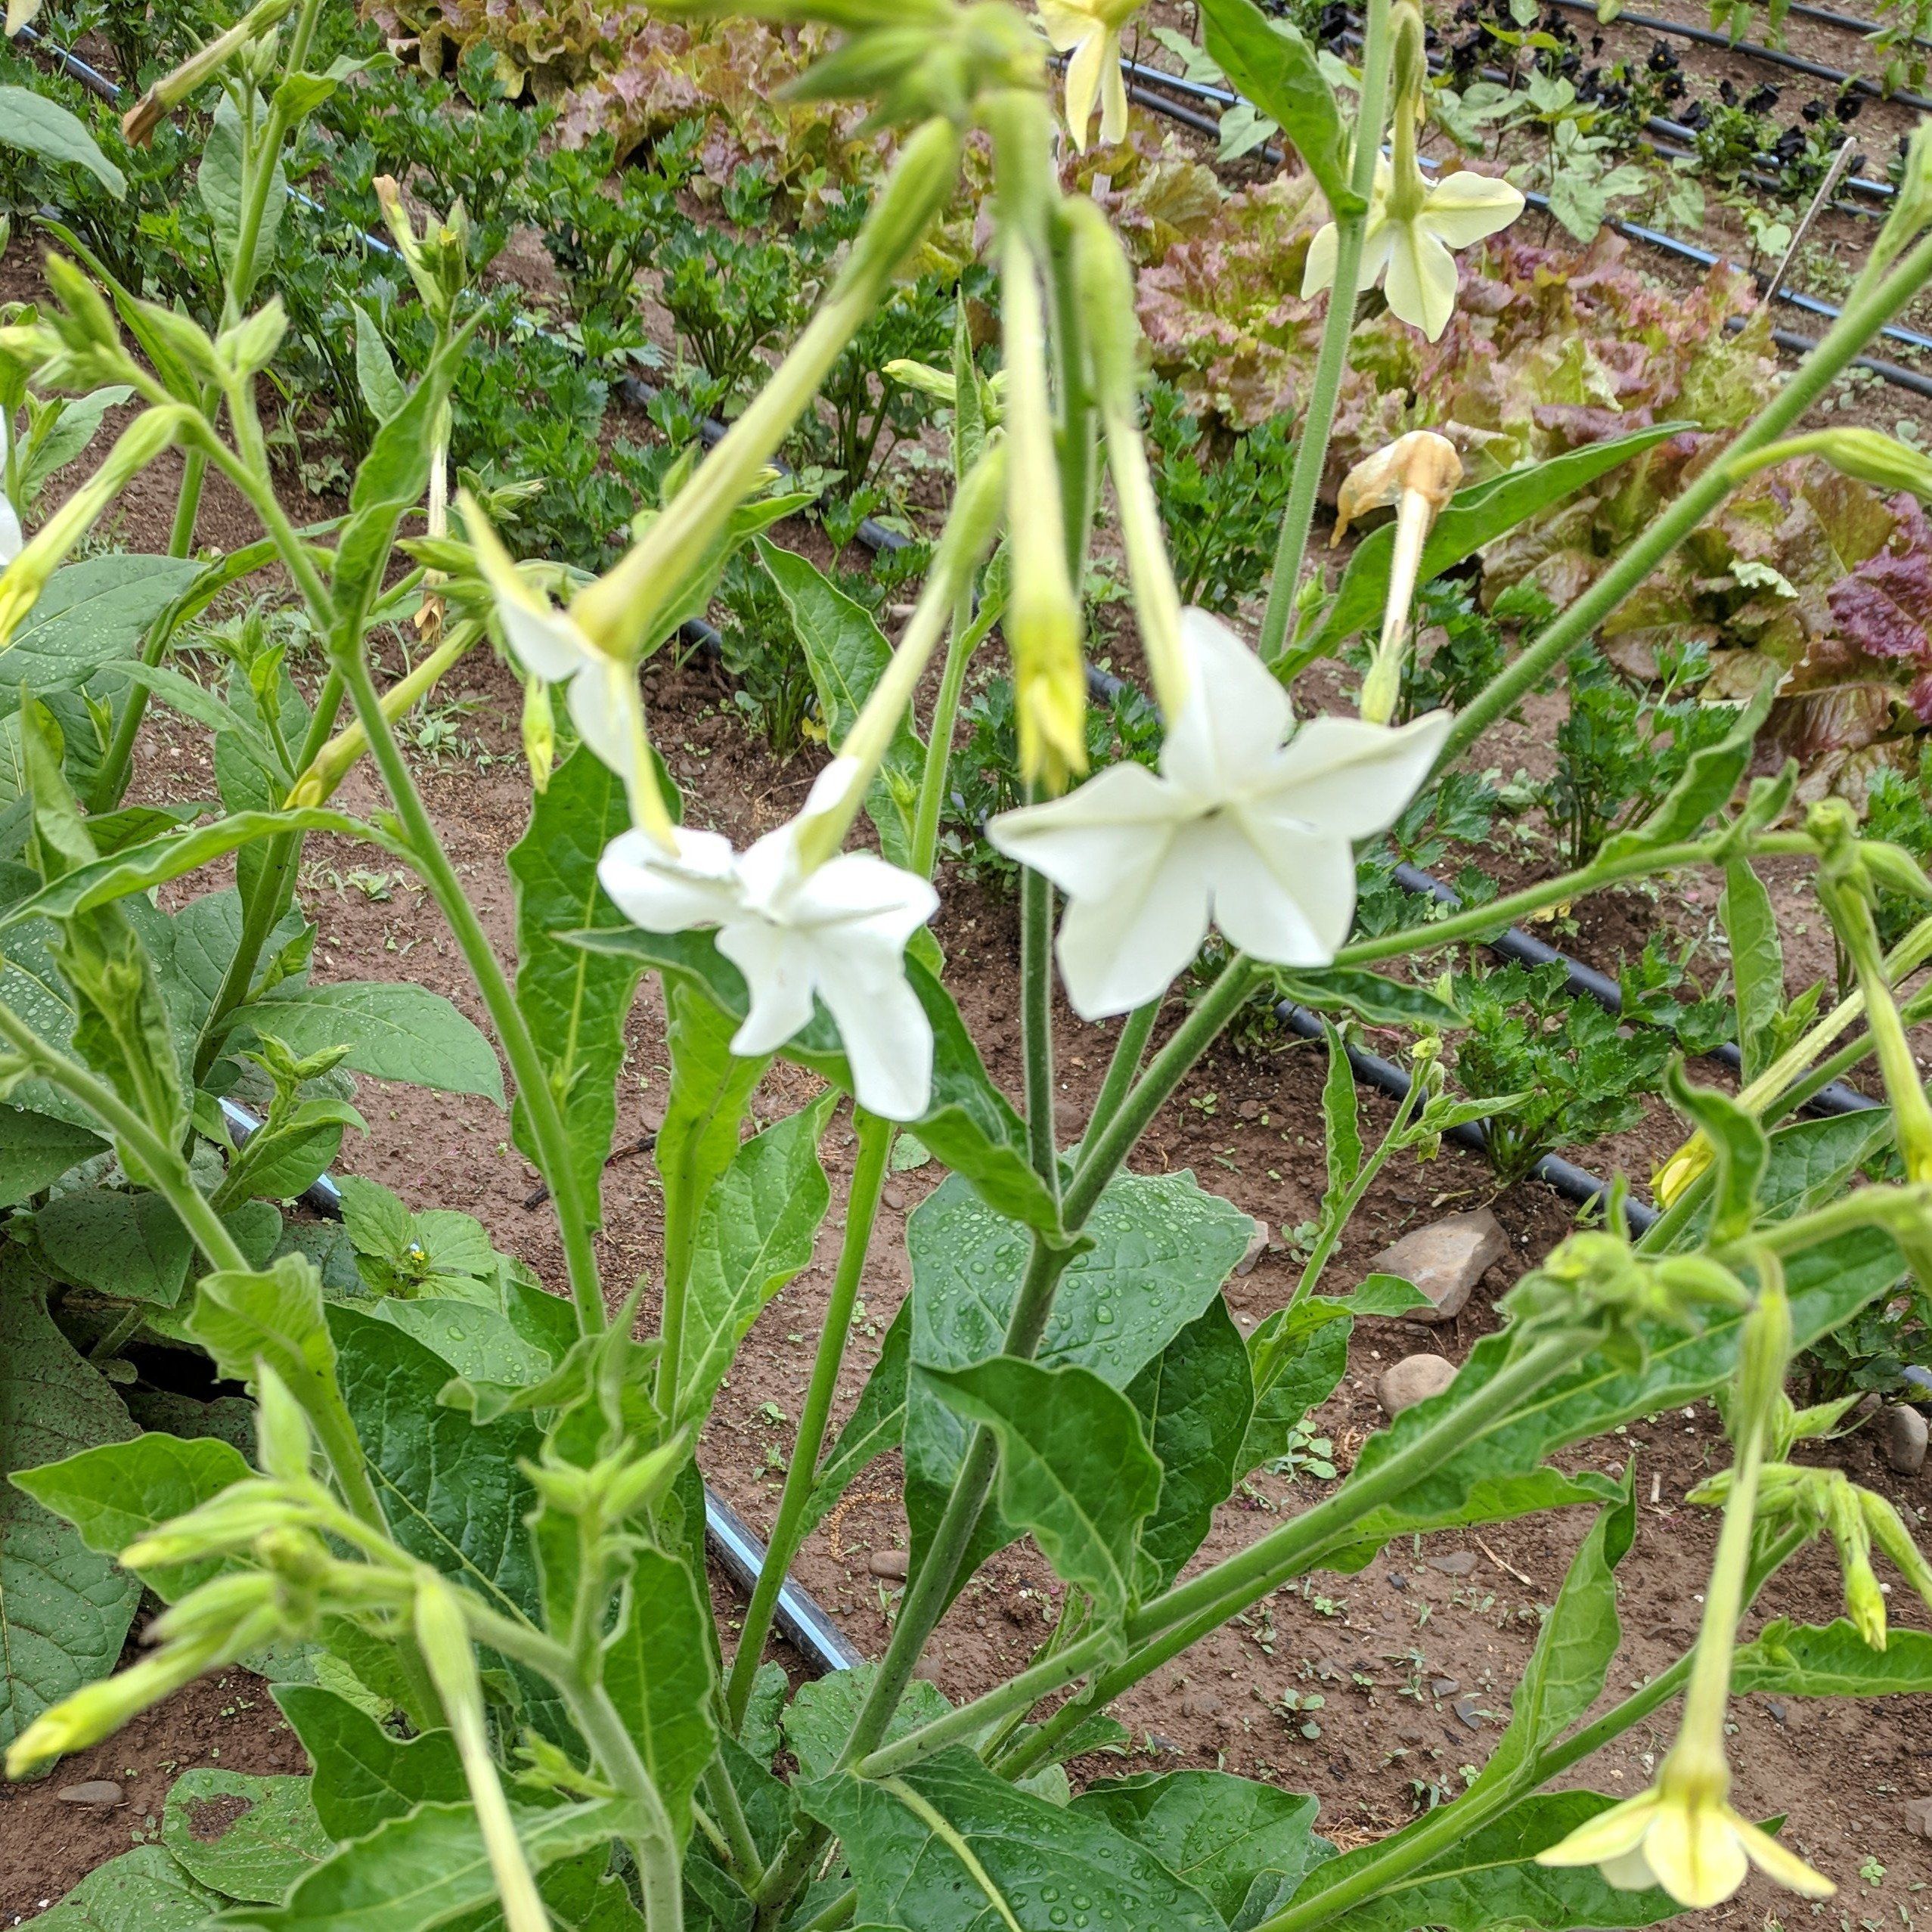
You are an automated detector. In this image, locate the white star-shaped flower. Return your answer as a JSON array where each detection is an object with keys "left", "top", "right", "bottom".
[
  {"left": 987, "top": 610, "right": 1451, "bottom": 1019},
  {"left": 598, "top": 762, "right": 941, "bottom": 1121},
  {"left": 1303, "top": 160, "right": 1525, "bottom": 343},
  {"left": 1039, "top": 0, "right": 1140, "bottom": 151}
]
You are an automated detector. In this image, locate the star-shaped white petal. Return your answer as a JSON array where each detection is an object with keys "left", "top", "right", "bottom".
[{"left": 987, "top": 610, "right": 1452, "bottom": 1019}]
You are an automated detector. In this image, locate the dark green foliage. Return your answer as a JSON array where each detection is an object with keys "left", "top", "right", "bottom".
[
  {"left": 1351, "top": 771, "right": 1502, "bottom": 940},
  {"left": 1450, "top": 959, "right": 1673, "bottom": 1183},
  {"left": 1862, "top": 740, "right": 1932, "bottom": 951},
  {"left": 1145, "top": 379, "right": 1295, "bottom": 612}
]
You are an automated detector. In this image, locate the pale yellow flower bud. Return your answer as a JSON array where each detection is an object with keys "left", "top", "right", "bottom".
[{"left": 121, "top": 0, "right": 294, "bottom": 145}]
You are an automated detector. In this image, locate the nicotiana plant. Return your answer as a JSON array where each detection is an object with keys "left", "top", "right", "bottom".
[{"left": 4, "top": 2, "right": 1932, "bottom": 1930}]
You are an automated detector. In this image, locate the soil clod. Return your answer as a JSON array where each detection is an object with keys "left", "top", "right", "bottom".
[{"left": 1378, "top": 1354, "right": 1458, "bottom": 1413}]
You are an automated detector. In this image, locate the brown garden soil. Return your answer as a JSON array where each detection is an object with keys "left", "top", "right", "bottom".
[{"left": 6, "top": 75, "right": 1932, "bottom": 1923}]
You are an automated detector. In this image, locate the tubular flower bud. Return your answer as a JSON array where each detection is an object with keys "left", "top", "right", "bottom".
[
  {"left": 1543, "top": 1273, "right": 1831, "bottom": 1909},
  {"left": 1332, "top": 431, "right": 1463, "bottom": 725},
  {"left": 121, "top": 0, "right": 295, "bottom": 145},
  {"left": 521, "top": 674, "right": 556, "bottom": 792},
  {"left": 0, "top": 405, "right": 189, "bottom": 647},
  {"left": 1730, "top": 426, "right": 1932, "bottom": 505},
  {"left": 1000, "top": 227, "right": 1087, "bottom": 792}
]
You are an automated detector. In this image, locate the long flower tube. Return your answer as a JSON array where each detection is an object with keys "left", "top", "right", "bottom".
[{"left": 1538, "top": 1270, "right": 1835, "bottom": 1908}]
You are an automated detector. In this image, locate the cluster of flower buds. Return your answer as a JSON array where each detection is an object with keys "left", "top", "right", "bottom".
[
  {"left": 120, "top": 0, "right": 294, "bottom": 146},
  {"left": 1502, "top": 1227, "right": 1752, "bottom": 1358}
]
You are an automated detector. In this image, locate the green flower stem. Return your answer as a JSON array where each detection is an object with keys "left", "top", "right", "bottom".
[
  {"left": 1258, "top": 0, "right": 1394, "bottom": 665},
  {"left": 1047, "top": 211, "right": 1097, "bottom": 583},
  {"left": 1764, "top": 979, "right": 1932, "bottom": 1125},
  {"left": 0, "top": 1004, "right": 247, "bottom": 1274},
  {"left": 703, "top": 1756, "right": 766, "bottom": 1892},
  {"left": 1084, "top": 999, "right": 1161, "bottom": 1150},
  {"left": 1436, "top": 222, "right": 1932, "bottom": 773},
  {"left": 561, "top": 1679, "right": 687, "bottom": 1931},
  {"left": 1823, "top": 879, "right": 1932, "bottom": 1177},
  {"left": 1285, "top": 1074, "right": 1423, "bottom": 1311},
  {"left": 1021, "top": 851, "right": 1062, "bottom": 1194},
  {"left": 1065, "top": 954, "right": 1261, "bottom": 1223},
  {"left": 89, "top": 445, "right": 210, "bottom": 812},
  {"left": 333, "top": 645, "right": 606, "bottom": 1330},
  {"left": 724, "top": 1107, "right": 895, "bottom": 1731},
  {"left": 798, "top": 1887, "right": 859, "bottom": 1932},
  {"left": 1726, "top": 1179, "right": 1932, "bottom": 1262},
  {"left": 909, "top": 584, "right": 978, "bottom": 880},
  {"left": 992, "top": 1329, "right": 1589, "bottom": 1782},
  {"left": 1249, "top": 1520, "right": 1814, "bottom": 1932},
  {"left": 224, "top": 0, "right": 329, "bottom": 323}
]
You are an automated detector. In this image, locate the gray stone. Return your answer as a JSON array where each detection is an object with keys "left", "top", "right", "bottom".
[
  {"left": 867, "top": 1547, "right": 909, "bottom": 1581},
  {"left": 1884, "top": 1403, "right": 1928, "bottom": 1475},
  {"left": 1451, "top": 1698, "right": 1484, "bottom": 1730},
  {"left": 1430, "top": 1678, "right": 1460, "bottom": 1698},
  {"left": 1236, "top": 1220, "right": 1270, "bottom": 1278},
  {"left": 1366, "top": 1209, "right": 1510, "bottom": 1323},
  {"left": 880, "top": 1183, "right": 908, "bottom": 1214},
  {"left": 1905, "top": 1794, "right": 1932, "bottom": 1840},
  {"left": 1426, "top": 1552, "right": 1478, "bottom": 1577},
  {"left": 1378, "top": 1354, "right": 1458, "bottom": 1415},
  {"left": 1180, "top": 1692, "right": 1223, "bottom": 1719},
  {"left": 56, "top": 1781, "right": 123, "bottom": 1807}
]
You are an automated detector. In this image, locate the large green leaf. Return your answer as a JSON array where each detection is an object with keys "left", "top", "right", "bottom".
[
  {"left": 676, "top": 1092, "right": 835, "bottom": 1431},
  {"left": 0, "top": 554, "right": 201, "bottom": 713},
  {"left": 1316, "top": 1222, "right": 1906, "bottom": 1569},
  {"left": 1310, "top": 1791, "right": 1680, "bottom": 1932},
  {"left": 161, "top": 1769, "right": 335, "bottom": 1903},
  {"left": 919, "top": 1355, "right": 1161, "bottom": 1622},
  {"left": 1719, "top": 860, "right": 1781, "bottom": 1085},
  {"left": 1240, "top": 1300, "right": 1353, "bottom": 1478},
  {"left": 199, "top": 96, "right": 286, "bottom": 278},
  {"left": 570, "top": 927, "right": 1055, "bottom": 1229},
  {"left": 1658, "top": 1109, "right": 1894, "bottom": 1251},
  {"left": 26, "top": 1846, "right": 222, "bottom": 1930},
  {"left": 1127, "top": 1298, "right": 1254, "bottom": 1595},
  {"left": 216, "top": 1798, "right": 630, "bottom": 1932},
  {"left": 36, "top": 1186, "right": 196, "bottom": 1308},
  {"left": 601, "top": 1547, "right": 719, "bottom": 1851},
  {"left": 905, "top": 1169, "right": 1252, "bottom": 1582},
  {"left": 1732, "top": 1617, "right": 1932, "bottom": 1695},
  {"left": 272, "top": 1685, "right": 467, "bottom": 1841},
  {"left": 1298, "top": 426, "right": 1689, "bottom": 665},
  {"left": 329, "top": 1307, "right": 541, "bottom": 1624},
  {"left": 360, "top": 1296, "right": 554, "bottom": 1391},
  {"left": 0, "top": 1102, "right": 103, "bottom": 1205},
  {"left": 1069, "top": 1772, "right": 1326, "bottom": 1925},
  {"left": 782, "top": 1663, "right": 952, "bottom": 1783},
  {"left": 0, "top": 1270, "right": 138, "bottom": 1749},
  {"left": 758, "top": 538, "right": 926, "bottom": 867},
  {"left": 0, "top": 83, "right": 125, "bottom": 194},
  {"left": 506, "top": 746, "right": 644, "bottom": 1226},
  {"left": 803, "top": 1747, "right": 1226, "bottom": 1932},
  {"left": 240, "top": 982, "right": 504, "bottom": 1102},
  {"left": 1196, "top": 0, "right": 1353, "bottom": 216},
  {"left": 13, "top": 1429, "right": 250, "bottom": 1602}
]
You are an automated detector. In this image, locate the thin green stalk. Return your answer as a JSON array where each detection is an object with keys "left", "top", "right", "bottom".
[
  {"left": 0, "top": 1003, "right": 247, "bottom": 1273},
  {"left": 1258, "top": 0, "right": 1394, "bottom": 664},
  {"left": 703, "top": 1756, "right": 766, "bottom": 1892},
  {"left": 1084, "top": 1000, "right": 1160, "bottom": 1151},
  {"left": 89, "top": 447, "right": 209, "bottom": 812},
  {"left": 333, "top": 647, "right": 606, "bottom": 1330},
  {"left": 1437, "top": 222, "right": 1932, "bottom": 771},
  {"left": 1285, "top": 1078, "right": 1422, "bottom": 1311},
  {"left": 562, "top": 1679, "right": 687, "bottom": 1932},
  {"left": 909, "top": 584, "right": 978, "bottom": 879},
  {"left": 1047, "top": 216, "right": 1097, "bottom": 583},
  {"left": 799, "top": 1887, "right": 858, "bottom": 1932},
  {"left": 724, "top": 1108, "right": 895, "bottom": 1729},
  {"left": 1020, "top": 851, "right": 1062, "bottom": 1195}
]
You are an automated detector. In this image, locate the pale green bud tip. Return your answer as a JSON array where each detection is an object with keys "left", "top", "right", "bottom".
[
  {"left": 1063, "top": 198, "right": 1140, "bottom": 419},
  {"left": 1359, "top": 656, "right": 1401, "bottom": 727},
  {"left": 1010, "top": 591, "right": 1088, "bottom": 792},
  {"left": 520, "top": 678, "right": 555, "bottom": 792}
]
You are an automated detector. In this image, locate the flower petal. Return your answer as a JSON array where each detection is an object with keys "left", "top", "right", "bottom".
[
  {"left": 1098, "top": 34, "right": 1130, "bottom": 145},
  {"left": 818, "top": 947, "right": 934, "bottom": 1120},
  {"left": 1423, "top": 170, "right": 1527, "bottom": 249},
  {"left": 1642, "top": 1800, "right": 1750, "bottom": 1910},
  {"left": 1159, "top": 609, "right": 1296, "bottom": 799},
  {"left": 1062, "top": 29, "right": 1104, "bottom": 148},
  {"left": 1356, "top": 217, "right": 1396, "bottom": 296},
  {"left": 0, "top": 495, "right": 21, "bottom": 566},
  {"left": 1383, "top": 220, "right": 1460, "bottom": 343},
  {"left": 717, "top": 917, "right": 820, "bottom": 1057},
  {"left": 1054, "top": 846, "right": 1212, "bottom": 1019},
  {"left": 988, "top": 761, "right": 1192, "bottom": 898},
  {"left": 783, "top": 848, "right": 939, "bottom": 950},
  {"left": 1732, "top": 1811, "right": 1837, "bottom": 1899},
  {"left": 1259, "top": 708, "right": 1453, "bottom": 840},
  {"left": 1301, "top": 221, "right": 1341, "bottom": 299},
  {"left": 598, "top": 826, "right": 741, "bottom": 932},
  {"left": 563, "top": 653, "right": 652, "bottom": 796},
  {"left": 1037, "top": 0, "right": 1094, "bottom": 51},
  {"left": 467, "top": 509, "right": 588, "bottom": 683},
  {"left": 1535, "top": 1791, "right": 1661, "bottom": 1869},
  {"left": 1207, "top": 820, "right": 1357, "bottom": 966}
]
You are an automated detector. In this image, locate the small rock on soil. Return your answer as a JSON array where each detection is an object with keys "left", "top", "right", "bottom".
[
  {"left": 1884, "top": 1403, "right": 1929, "bottom": 1475},
  {"left": 1378, "top": 1354, "right": 1458, "bottom": 1414},
  {"left": 867, "top": 1547, "right": 910, "bottom": 1580},
  {"left": 54, "top": 1782, "right": 122, "bottom": 1808},
  {"left": 1365, "top": 1209, "right": 1509, "bottom": 1323},
  {"left": 1904, "top": 1795, "right": 1932, "bottom": 1839},
  {"left": 1235, "top": 1220, "right": 1270, "bottom": 1277}
]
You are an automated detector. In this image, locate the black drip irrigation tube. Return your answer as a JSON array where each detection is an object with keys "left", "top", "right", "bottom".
[{"left": 1785, "top": 0, "right": 1932, "bottom": 48}]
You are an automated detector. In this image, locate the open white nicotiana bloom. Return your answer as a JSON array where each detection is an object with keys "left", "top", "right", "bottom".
[
  {"left": 0, "top": 493, "right": 21, "bottom": 566},
  {"left": 1302, "top": 159, "right": 1526, "bottom": 343},
  {"left": 987, "top": 609, "right": 1452, "bottom": 1019},
  {"left": 1535, "top": 1760, "right": 1835, "bottom": 1909},
  {"left": 598, "top": 761, "right": 941, "bottom": 1122},
  {"left": 1038, "top": 0, "right": 1140, "bottom": 150}
]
